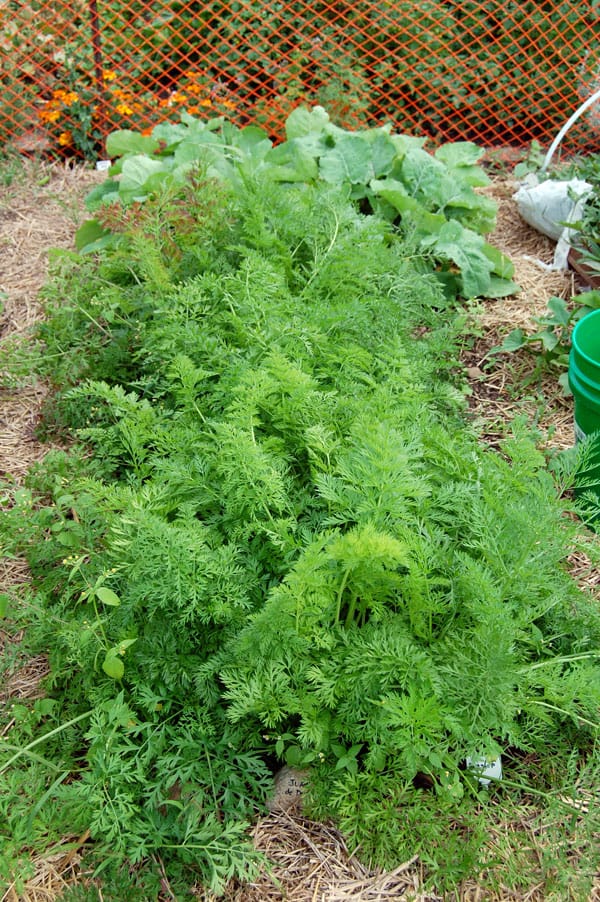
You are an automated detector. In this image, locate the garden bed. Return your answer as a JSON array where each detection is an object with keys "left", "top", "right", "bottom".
[{"left": 0, "top": 152, "right": 599, "bottom": 901}]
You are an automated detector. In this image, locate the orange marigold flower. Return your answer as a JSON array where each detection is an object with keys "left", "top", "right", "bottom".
[
  {"left": 112, "top": 88, "right": 128, "bottom": 101},
  {"left": 38, "top": 107, "right": 61, "bottom": 124},
  {"left": 185, "top": 105, "right": 200, "bottom": 115},
  {"left": 186, "top": 83, "right": 202, "bottom": 96},
  {"left": 222, "top": 99, "right": 236, "bottom": 110},
  {"left": 102, "top": 69, "right": 117, "bottom": 82},
  {"left": 115, "top": 102, "right": 133, "bottom": 116},
  {"left": 199, "top": 98, "right": 212, "bottom": 108},
  {"left": 58, "top": 130, "right": 73, "bottom": 146},
  {"left": 141, "top": 127, "right": 153, "bottom": 136},
  {"left": 52, "top": 89, "right": 78, "bottom": 105}
]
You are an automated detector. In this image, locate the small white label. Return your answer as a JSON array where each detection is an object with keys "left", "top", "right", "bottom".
[
  {"left": 574, "top": 421, "right": 587, "bottom": 444},
  {"left": 96, "top": 159, "right": 112, "bottom": 172},
  {"left": 466, "top": 755, "right": 503, "bottom": 787}
]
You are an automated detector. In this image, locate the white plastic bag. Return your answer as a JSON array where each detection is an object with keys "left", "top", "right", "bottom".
[
  {"left": 514, "top": 174, "right": 592, "bottom": 241},
  {"left": 466, "top": 754, "right": 503, "bottom": 787},
  {"left": 514, "top": 174, "right": 592, "bottom": 269}
]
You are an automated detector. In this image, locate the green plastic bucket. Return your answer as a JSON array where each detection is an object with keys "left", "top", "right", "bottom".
[{"left": 568, "top": 309, "right": 600, "bottom": 510}]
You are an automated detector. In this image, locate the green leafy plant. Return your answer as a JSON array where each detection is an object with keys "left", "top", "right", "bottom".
[
  {"left": 513, "top": 140, "right": 546, "bottom": 179},
  {"left": 568, "top": 186, "right": 600, "bottom": 281},
  {"left": 1, "top": 164, "right": 599, "bottom": 896},
  {"left": 77, "top": 107, "right": 518, "bottom": 299},
  {"left": 552, "top": 151, "right": 600, "bottom": 285},
  {"left": 490, "top": 292, "right": 600, "bottom": 391}
]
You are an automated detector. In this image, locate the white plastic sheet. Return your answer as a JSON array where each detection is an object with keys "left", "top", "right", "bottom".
[{"left": 513, "top": 174, "right": 592, "bottom": 269}]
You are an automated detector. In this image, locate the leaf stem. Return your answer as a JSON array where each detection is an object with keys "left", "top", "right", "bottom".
[
  {"left": 335, "top": 566, "right": 351, "bottom": 624},
  {"left": 0, "top": 710, "right": 93, "bottom": 775}
]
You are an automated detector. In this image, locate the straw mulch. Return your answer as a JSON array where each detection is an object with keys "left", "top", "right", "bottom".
[
  {"left": 465, "top": 179, "right": 577, "bottom": 452},
  {"left": 1, "top": 161, "right": 100, "bottom": 722},
  {"left": 0, "top": 162, "right": 103, "bottom": 479},
  {"left": 0, "top": 162, "right": 598, "bottom": 902},
  {"left": 219, "top": 812, "right": 429, "bottom": 902}
]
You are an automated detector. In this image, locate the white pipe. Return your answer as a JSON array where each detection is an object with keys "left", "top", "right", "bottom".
[{"left": 542, "top": 86, "right": 600, "bottom": 172}]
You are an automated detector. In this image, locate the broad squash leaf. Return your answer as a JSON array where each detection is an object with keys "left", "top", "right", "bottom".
[
  {"left": 119, "top": 156, "right": 170, "bottom": 199},
  {"left": 75, "top": 219, "right": 116, "bottom": 254},
  {"left": 285, "top": 104, "right": 331, "bottom": 139},
  {"left": 320, "top": 135, "right": 374, "bottom": 185},
  {"left": 421, "top": 221, "right": 492, "bottom": 298},
  {"left": 106, "top": 130, "right": 159, "bottom": 158}
]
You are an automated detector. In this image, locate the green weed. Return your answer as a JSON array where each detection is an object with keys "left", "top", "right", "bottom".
[{"left": 490, "top": 292, "right": 600, "bottom": 393}]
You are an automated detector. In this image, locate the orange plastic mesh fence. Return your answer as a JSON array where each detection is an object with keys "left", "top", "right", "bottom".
[{"left": 2, "top": 0, "right": 600, "bottom": 158}]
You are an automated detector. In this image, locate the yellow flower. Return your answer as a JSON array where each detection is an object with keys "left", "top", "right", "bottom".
[
  {"left": 51, "top": 89, "right": 78, "bottom": 105},
  {"left": 115, "top": 102, "right": 133, "bottom": 116},
  {"left": 38, "top": 107, "right": 61, "bottom": 124},
  {"left": 222, "top": 99, "right": 236, "bottom": 110},
  {"left": 102, "top": 69, "right": 117, "bottom": 82},
  {"left": 186, "top": 83, "right": 202, "bottom": 96},
  {"left": 199, "top": 97, "right": 212, "bottom": 108},
  {"left": 58, "top": 130, "right": 73, "bottom": 146}
]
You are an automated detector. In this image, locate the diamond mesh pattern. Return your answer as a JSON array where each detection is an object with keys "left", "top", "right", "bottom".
[{"left": 2, "top": 0, "right": 599, "bottom": 155}]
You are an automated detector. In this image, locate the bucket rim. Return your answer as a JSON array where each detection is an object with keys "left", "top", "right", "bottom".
[{"left": 572, "top": 308, "right": 600, "bottom": 367}]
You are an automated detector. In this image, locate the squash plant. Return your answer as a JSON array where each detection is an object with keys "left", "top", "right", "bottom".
[{"left": 77, "top": 107, "right": 518, "bottom": 299}]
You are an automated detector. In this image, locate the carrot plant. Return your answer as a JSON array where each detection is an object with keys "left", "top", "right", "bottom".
[{"left": 1, "top": 170, "right": 599, "bottom": 897}]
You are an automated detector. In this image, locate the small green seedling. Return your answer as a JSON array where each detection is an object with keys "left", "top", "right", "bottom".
[{"left": 490, "top": 291, "right": 600, "bottom": 391}]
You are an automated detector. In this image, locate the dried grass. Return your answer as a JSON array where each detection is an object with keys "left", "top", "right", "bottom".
[
  {"left": 0, "top": 384, "right": 58, "bottom": 479},
  {"left": 0, "top": 160, "right": 102, "bottom": 337},
  {"left": 0, "top": 161, "right": 101, "bottom": 482},
  {"left": 1, "top": 164, "right": 598, "bottom": 901},
  {"left": 464, "top": 179, "right": 580, "bottom": 451},
  {"left": 481, "top": 179, "right": 576, "bottom": 328},
  {"left": 0, "top": 163, "right": 98, "bottom": 902},
  {"left": 224, "top": 812, "right": 431, "bottom": 902},
  {"left": 1, "top": 833, "right": 90, "bottom": 902},
  {"left": 567, "top": 548, "right": 600, "bottom": 593}
]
